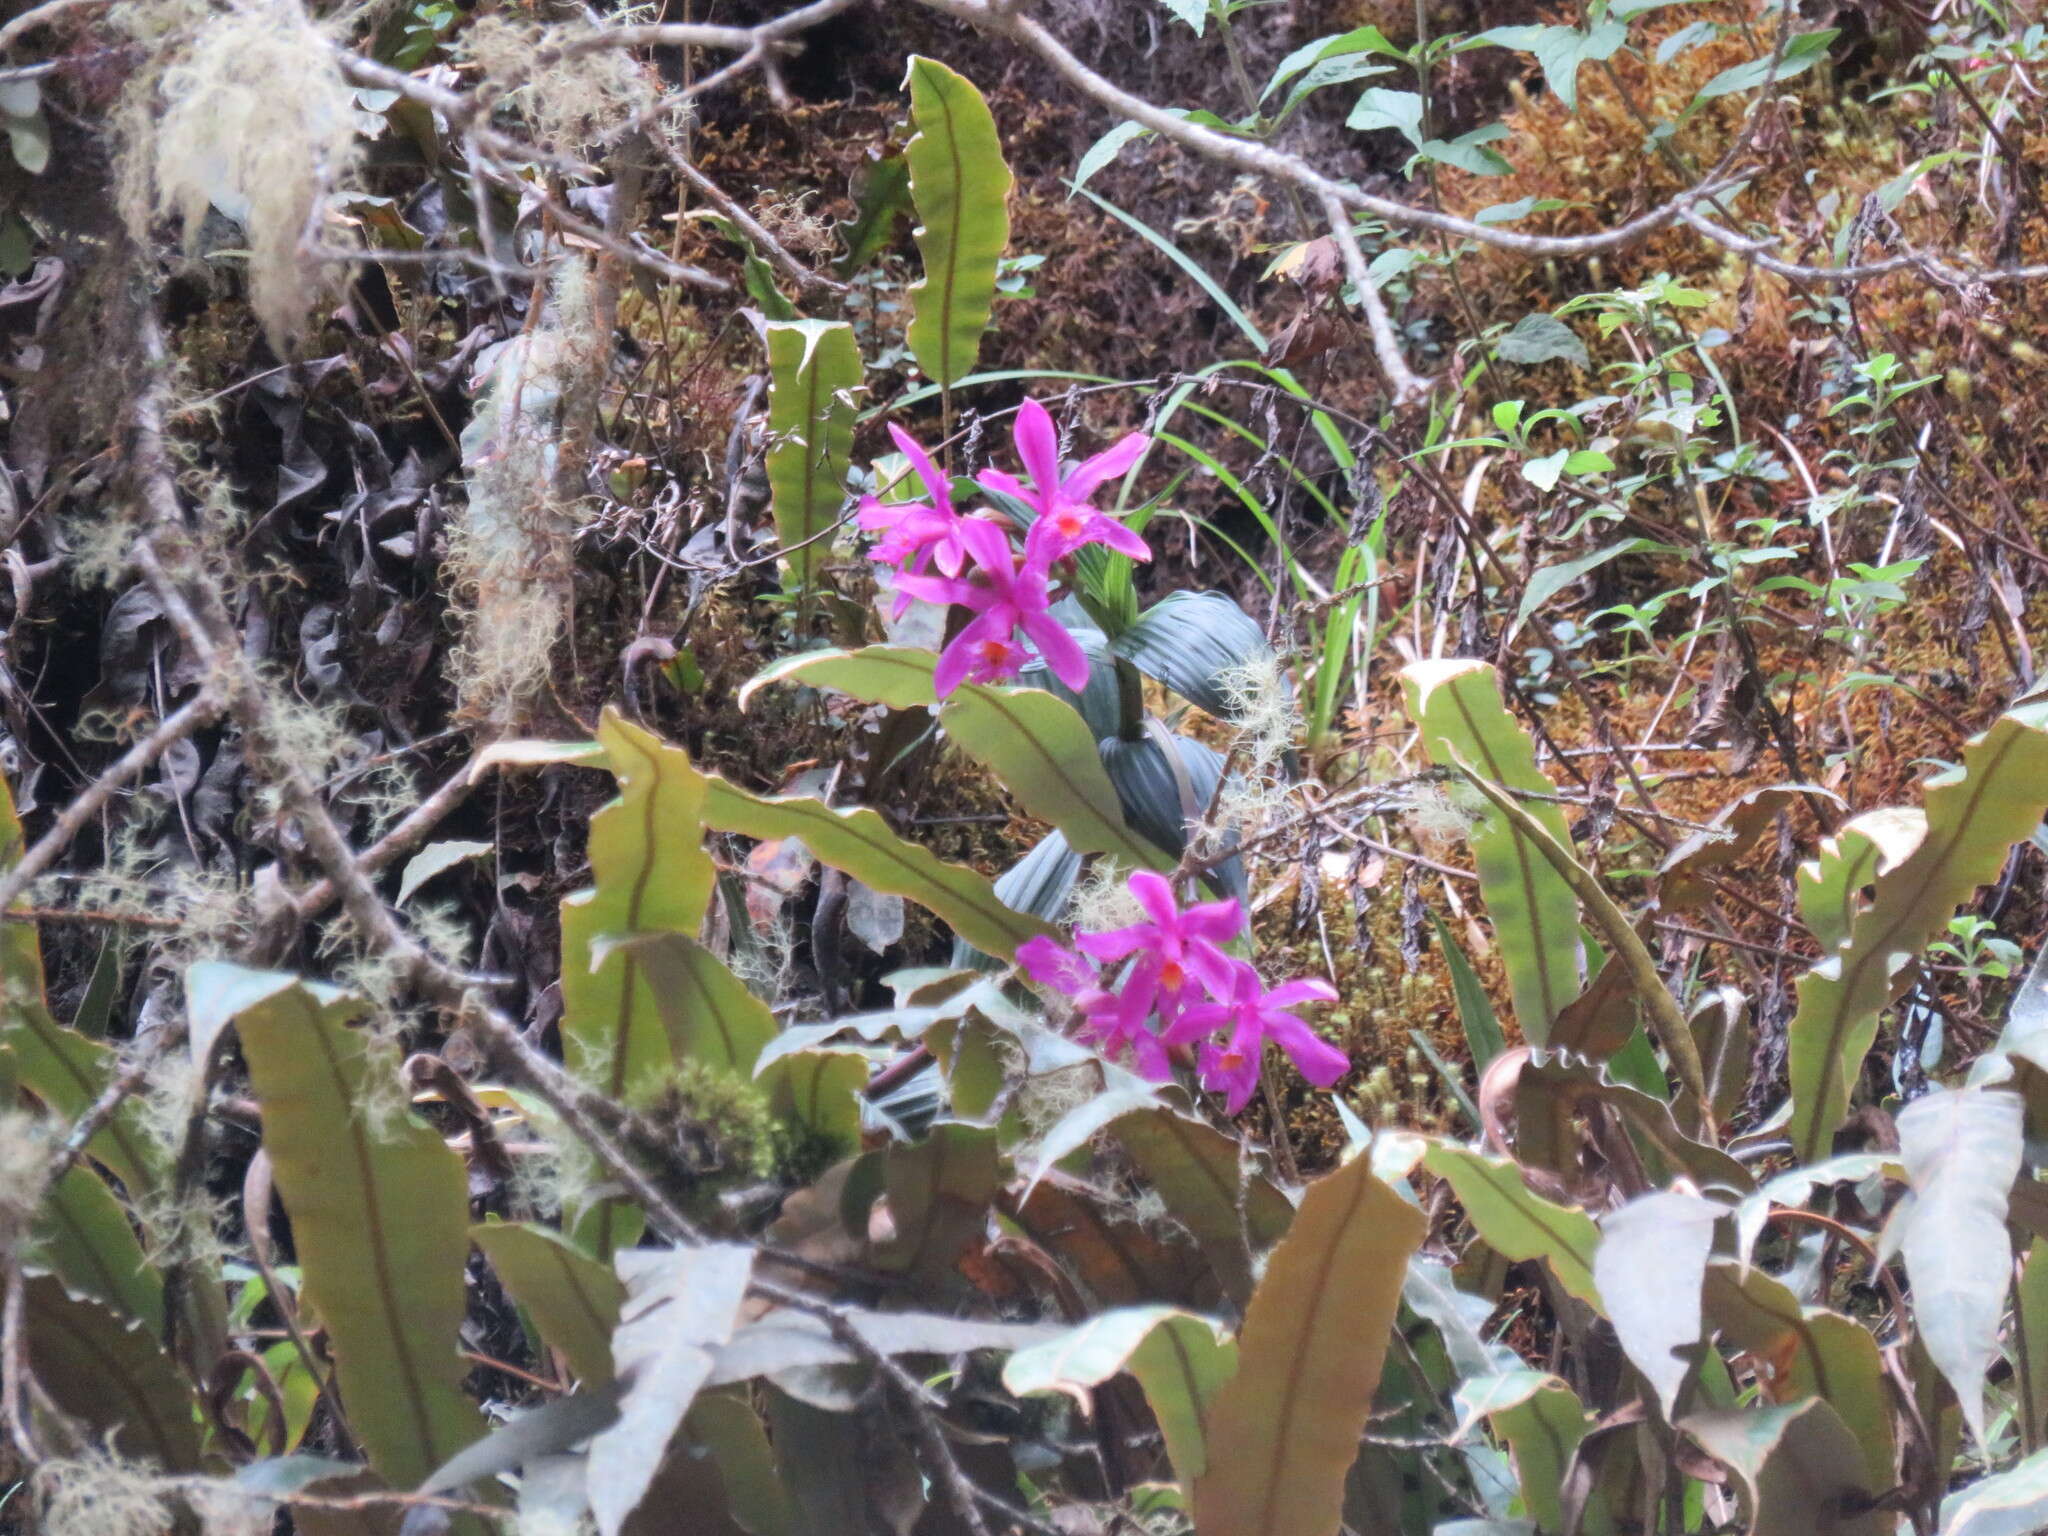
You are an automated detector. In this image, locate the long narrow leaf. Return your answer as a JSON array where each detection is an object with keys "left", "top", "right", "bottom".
[
  {"left": 196, "top": 963, "right": 484, "bottom": 1488},
  {"left": 1788, "top": 700, "right": 2048, "bottom": 1162},
  {"left": 765, "top": 319, "right": 861, "bottom": 596},
  {"left": 1401, "top": 660, "right": 1580, "bottom": 1046},
  {"left": 904, "top": 57, "right": 1011, "bottom": 387},
  {"left": 1193, "top": 1152, "right": 1424, "bottom": 1536}
]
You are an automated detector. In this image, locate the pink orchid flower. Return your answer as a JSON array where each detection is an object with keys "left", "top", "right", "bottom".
[
  {"left": 893, "top": 517, "right": 1088, "bottom": 697},
  {"left": 1072, "top": 870, "right": 1242, "bottom": 1033},
  {"left": 1164, "top": 960, "right": 1348, "bottom": 1115},
  {"left": 1017, "top": 934, "right": 1173, "bottom": 1081},
  {"left": 977, "top": 399, "right": 1153, "bottom": 566},
  {"left": 859, "top": 424, "right": 972, "bottom": 615}
]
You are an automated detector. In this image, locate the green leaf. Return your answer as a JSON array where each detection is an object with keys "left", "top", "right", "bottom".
[
  {"left": 1118, "top": 1106, "right": 1294, "bottom": 1304},
  {"left": 1111, "top": 591, "right": 1273, "bottom": 720},
  {"left": 2020, "top": 1240, "right": 2048, "bottom": 1454},
  {"left": 1702, "top": 1261, "right": 1894, "bottom": 1490},
  {"left": 396, "top": 839, "right": 493, "bottom": 906},
  {"left": 1681, "top": 1400, "right": 1885, "bottom": 1536},
  {"left": 952, "top": 830, "right": 1082, "bottom": 972},
  {"left": 903, "top": 56, "right": 1012, "bottom": 388},
  {"left": 195, "top": 962, "right": 483, "bottom": 1488},
  {"left": 1262, "top": 28, "right": 1404, "bottom": 104},
  {"left": 472, "top": 1220, "right": 625, "bottom": 1386},
  {"left": 759, "top": 1048, "right": 867, "bottom": 1161},
  {"left": 603, "top": 932, "right": 777, "bottom": 1078},
  {"left": 1509, "top": 539, "right": 1650, "bottom": 642},
  {"left": 1795, "top": 805, "right": 1926, "bottom": 954},
  {"left": 1592, "top": 1191, "right": 1718, "bottom": 1416},
  {"left": 1694, "top": 28, "right": 1839, "bottom": 99},
  {"left": 1348, "top": 87, "right": 1426, "bottom": 145},
  {"left": 1002, "top": 1306, "right": 1234, "bottom": 1486},
  {"left": 561, "top": 712, "right": 717, "bottom": 1112},
  {"left": 1193, "top": 1153, "right": 1425, "bottom": 1536},
  {"left": 1156, "top": 0, "right": 1208, "bottom": 34},
  {"left": 1885, "top": 1086, "right": 2024, "bottom": 1447},
  {"left": 1478, "top": 21, "right": 1628, "bottom": 111},
  {"left": 1453, "top": 1370, "right": 1589, "bottom": 1532},
  {"left": 1496, "top": 311, "right": 1590, "bottom": 368},
  {"left": 835, "top": 154, "right": 911, "bottom": 276},
  {"left": 23, "top": 1275, "right": 202, "bottom": 1469},
  {"left": 702, "top": 773, "right": 1054, "bottom": 960},
  {"left": 1428, "top": 912, "right": 1505, "bottom": 1074},
  {"left": 742, "top": 646, "right": 1167, "bottom": 867},
  {"left": 588, "top": 1244, "right": 755, "bottom": 1536},
  {"left": 1098, "top": 731, "right": 1246, "bottom": 901},
  {"left": 1075, "top": 120, "right": 1151, "bottom": 193},
  {"left": 765, "top": 319, "right": 861, "bottom": 597},
  {"left": 1788, "top": 701, "right": 2048, "bottom": 1163},
  {"left": 0, "top": 768, "right": 160, "bottom": 1198},
  {"left": 30, "top": 1161, "right": 165, "bottom": 1336},
  {"left": 1401, "top": 660, "right": 1579, "bottom": 1045},
  {"left": 1423, "top": 1144, "right": 1603, "bottom": 1310}
]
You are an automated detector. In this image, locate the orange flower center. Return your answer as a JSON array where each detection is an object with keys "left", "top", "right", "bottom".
[
  {"left": 977, "top": 639, "right": 1012, "bottom": 665},
  {"left": 1054, "top": 510, "right": 1086, "bottom": 538},
  {"left": 1159, "top": 960, "right": 1185, "bottom": 991}
]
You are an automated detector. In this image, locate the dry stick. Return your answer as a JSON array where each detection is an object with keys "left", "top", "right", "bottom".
[
  {"left": 1317, "top": 189, "right": 1431, "bottom": 407},
  {"left": 125, "top": 337, "right": 1006, "bottom": 1536},
  {"left": 660, "top": 144, "right": 850, "bottom": 294},
  {"left": 290, "top": 762, "right": 477, "bottom": 921},
  {"left": 0, "top": 689, "right": 223, "bottom": 919},
  {"left": 550, "top": 0, "right": 860, "bottom": 58}
]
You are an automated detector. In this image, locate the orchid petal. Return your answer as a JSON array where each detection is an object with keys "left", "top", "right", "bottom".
[
  {"left": 1012, "top": 399, "right": 1062, "bottom": 502},
  {"left": 1060, "top": 432, "right": 1152, "bottom": 503}
]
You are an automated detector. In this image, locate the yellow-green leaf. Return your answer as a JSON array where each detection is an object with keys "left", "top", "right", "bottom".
[
  {"left": 700, "top": 773, "right": 1053, "bottom": 959},
  {"left": 23, "top": 1275, "right": 202, "bottom": 1470},
  {"left": 1424, "top": 1143, "right": 1603, "bottom": 1311},
  {"left": 903, "top": 56, "right": 1012, "bottom": 388},
  {"left": 1115, "top": 1105, "right": 1294, "bottom": 1304},
  {"left": 198, "top": 962, "right": 483, "bottom": 1489},
  {"left": 744, "top": 645, "right": 1166, "bottom": 867},
  {"left": 764, "top": 319, "right": 861, "bottom": 595},
  {"left": 1003, "top": 1306, "right": 1235, "bottom": 1486},
  {"left": 1192, "top": 1153, "right": 1425, "bottom": 1536},
  {"left": 1401, "top": 660, "right": 1579, "bottom": 1043},
  {"left": 30, "top": 1161, "right": 164, "bottom": 1337},
  {"left": 1789, "top": 701, "right": 2048, "bottom": 1163},
  {"left": 561, "top": 710, "right": 717, "bottom": 1105},
  {"left": 473, "top": 1220, "right": 624, "bottom": 1387}
]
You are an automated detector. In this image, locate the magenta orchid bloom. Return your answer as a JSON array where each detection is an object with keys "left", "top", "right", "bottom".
[
  {"left": 1072, "top": 870, "right": 1242, "bottom": 1032},
  {"left": 1017, "top": 935, "right": 1172, "bottom": 1081},
  {"left": 893, "top": 517, "right": 1088, "bottom": 697},
  {"left": 1165, "top": 960, "right": 1348, "bottom": 1115},
  {"left": 977, "top": 399, "right": 1154, "bottom": 566},
  {"left": 859, "top": 424, "right": 972, "bottom": 616}
]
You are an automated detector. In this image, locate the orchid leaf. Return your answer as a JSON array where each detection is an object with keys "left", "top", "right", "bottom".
[
  {"left": 743, "top": 646, "right": 1167, "bottom": 867},
  {"left": 561, "top": 711, "right": 716, "bottom": 1107},
  {"left": 1886, "top": 1086, "right": 2024, "bottom": 1447},
  {"left": 1424, "top": 1144, "right": 1603, "bottom": 1311},
  {"left": 701, "top": 772, "right": 1054, "bottom": 958},
  {"left": 1702, "top": 1261, "right": 1895, "bottom": 1489},
  {"left": 473, "top": 1220, "right": 625, "bottom": 1387},
  {"left": 588, "top": 1244, "right": 755, "bottom": 1536}
]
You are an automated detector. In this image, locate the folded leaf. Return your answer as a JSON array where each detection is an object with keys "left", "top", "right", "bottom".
[{"left": 1682, "top": 1400, "right": 1885, "bottom": 1536}]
